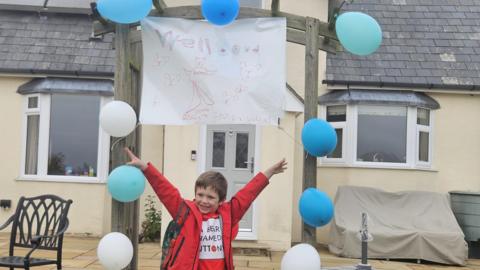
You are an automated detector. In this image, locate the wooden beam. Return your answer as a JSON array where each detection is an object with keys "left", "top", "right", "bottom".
[
  {"left": 152, "top": 0, "right": 167, "bottom": 13},
  {"left": 287, "top": 28, "right": 339, "bottom": 53},
  {"left": 125, "top": 23, "right": 339, "bottom": 53},
  {"left": 89, "top": 2, "right": 109, "bottom": 25},
  {"left": 93, "top": 6, "right": 338, "bottom": 43},
  {"left": 110, "top": 24, "right": 140, "bottom": 270},
  {"left": 302, "top": 17, "right": 320, "bottom": 245},
  {"left": 129, "top": 30, "right": 142, "bottom": 44}
]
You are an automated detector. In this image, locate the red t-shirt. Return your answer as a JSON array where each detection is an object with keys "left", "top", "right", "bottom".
[{"left": 198, "top": 212, "right": 225, "bottom": 270}]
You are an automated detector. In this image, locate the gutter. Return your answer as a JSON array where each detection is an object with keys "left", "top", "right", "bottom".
[
  {"left": 0, "top": 68, "right": 114, "bottom": 80},
  {"left": 322, "top": 79, "right": 480, "bottom": 92},
  {"left": 0, "top": 4, "right": 91, "bottom": 15}
]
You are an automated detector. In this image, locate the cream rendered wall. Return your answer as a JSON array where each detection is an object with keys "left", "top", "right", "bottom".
[
  {"left": 255, "top": 113, "right": 297, "bottom": 250},
  {"left": 160, "top": 125, "right": 200, "bottom": 240},
  {"left": 132, "top": 125, "right": 165, "bottom": 236},
  {"left": 164, "top": 0, "right": 199, "bottom": 7}
]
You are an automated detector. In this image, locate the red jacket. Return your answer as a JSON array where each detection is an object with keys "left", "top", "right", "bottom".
[{"left": 143, "top": 163, "right": 270, "bottom": 270}]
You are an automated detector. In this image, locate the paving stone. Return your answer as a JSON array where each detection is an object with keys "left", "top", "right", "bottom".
[{"left": 0, "top": 233, "right": 478, "bottom": 270}]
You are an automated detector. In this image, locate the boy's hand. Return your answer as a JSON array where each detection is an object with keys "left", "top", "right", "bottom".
[
  {"left": 263, "top": 158, "right": 287, "bottom": 179},
  {"left": 125, "top": 147, "right": 148, "bottom": 171}
]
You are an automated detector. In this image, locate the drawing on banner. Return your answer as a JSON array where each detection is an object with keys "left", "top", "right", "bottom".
[
  {"left": 224, "top": 61, "right": 262, "bottom": 104},
  {"left": 183, "top": 57, "right": 217, "bottom": 120},
  {"left": 140, "top": 17, "right": 286, "bottom": 125}
]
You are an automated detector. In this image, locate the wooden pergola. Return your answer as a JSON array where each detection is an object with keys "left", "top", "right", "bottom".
[{"left": 92, "top": 0, "right": 343, "bottom": 268}]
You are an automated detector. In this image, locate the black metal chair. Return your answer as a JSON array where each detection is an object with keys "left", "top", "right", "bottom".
[{"left": 0, "top": 195, "right": 72, "bottom": 270}]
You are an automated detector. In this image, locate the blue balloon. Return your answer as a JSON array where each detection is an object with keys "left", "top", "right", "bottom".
[
  {"left": 108, "top": 165, "right": 146, "bottom": 202},
  {"left": 97, "top": 0, "right": 152, "bottom": 24},
  {"left": 301, "top": 118, "right": 337, "bottom": 157},
  {"left": 335, "top": 12, "right": 382, "bottom": 56},
  {"left": 299, "top": 188, "right": 334, "bottom": 227},
  {"left": 201, "top": 0, "right": 240, "bottom": 26}
]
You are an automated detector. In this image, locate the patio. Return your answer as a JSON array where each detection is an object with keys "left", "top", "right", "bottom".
[{"left": 1, "top": 233, "right": 479, "bottom": 270}]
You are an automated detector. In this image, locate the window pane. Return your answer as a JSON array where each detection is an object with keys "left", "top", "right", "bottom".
[
  {"left": 327, "top": 129, "right": 343, "bottom": 158},
  {"left": 419, "top": 131, "right": 429, "bottom": 162},
  {"left": 212, "top": 132, "right": 225, "bottom": 168},
  {"left": 235, "top": 133, "right": 249, "bottom": 168},
  {"left": 48, "top": 94, "right": 100, "bottom": 176},
  {"left": 28, "top": 97, "right": 38, "bottom": 109},
  {"left": 25, "top": 115, "right": 39, "bottom": 174},
  {"left": 327, "top": 105, "right": 346, "bottom": 122},
  {"left": 417, "top": 108, "right": 430, "bottom": 126},
  {"left": 357, "top": 106, "right": 407, "bottom": 163}
]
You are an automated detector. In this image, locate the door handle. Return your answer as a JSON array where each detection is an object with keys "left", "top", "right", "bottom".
[{"left": 244, "top": 157, "right": 254, "bottom": 173}]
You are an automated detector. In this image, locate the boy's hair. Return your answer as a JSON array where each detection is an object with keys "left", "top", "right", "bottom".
[{"left": 195, "top": 171, "right": 228, "bottom": 202}]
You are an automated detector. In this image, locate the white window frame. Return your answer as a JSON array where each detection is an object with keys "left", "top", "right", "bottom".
[
  {"left": 321, "top": 104, "right": 434, "bottom": 170},
  {"left": 416, "top": 107, "right": 434, "bottom": 168},
  {"left": 320, "top": 105, "right": 348, "bottom": 164},
  {"left": 19, "top": 93, "right": 111, "bottom": 183}
]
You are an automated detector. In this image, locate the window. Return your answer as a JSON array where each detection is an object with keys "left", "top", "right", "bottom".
[
  {"left": 212, "top": 132, "right": 226, "bottom": 168},
  {"left": 24, "top": 96, "right": 40, "bottom": 175},
  {"left": 416, "top": 108, "right": 431, "bottom": 165},
  {"left": 357, "top": 105, "right": 407, "bottom": 163},
  {"left": 326, "top": 105, "right": 345, "bottom": 160},
  {"left": 21, "top": 94, "right": 111, "bottom": 182},
  {"left": 322, "top": 104, "right": 434, "bottom": 169}
]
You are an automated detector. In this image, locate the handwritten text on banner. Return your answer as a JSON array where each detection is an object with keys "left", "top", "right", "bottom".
[{"left": 140, "top": 17, "right": 286, "bottom": 125}]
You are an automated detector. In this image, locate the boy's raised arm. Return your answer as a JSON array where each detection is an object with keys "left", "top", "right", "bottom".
[
  {"left": 124, "top": 147, "right": 183, "bottom": 217},
  {"left": 230, "top": 159, "right": 287, "bottom": 225},
  {"left": 125, "top": 148, "right": 148, "bottom": 170},
  {"left": 263, "top": 158, "right": 287, "bottom": 179}
]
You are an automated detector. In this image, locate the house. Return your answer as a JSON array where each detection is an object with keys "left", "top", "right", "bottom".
[
  {"left": 2, "top": 0, "right": 476, "bottom": 252},
  {"left": 0, "top": 0, "right": 307, "bottom": 251}
]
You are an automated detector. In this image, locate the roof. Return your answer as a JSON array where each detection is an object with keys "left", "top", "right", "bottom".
[
  {"left": 17, "top": 77, "right": 114, "bottom": 96},
  {"left": 0, "top": 0, "right": 92, "bottom": 14},
  {"left": 0, "top": 9, "right": 115, "bottom": 77},
  {"left": 325, "top": 0, "right": 480, "bottom": 91},
  {"left": 318, "top": 89, "right": 440, "bottom": 109}
]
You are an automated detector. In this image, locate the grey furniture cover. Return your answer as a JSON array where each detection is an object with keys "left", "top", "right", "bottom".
[{"left": 328, "top": 186, "right": 468, "bottom": 265}]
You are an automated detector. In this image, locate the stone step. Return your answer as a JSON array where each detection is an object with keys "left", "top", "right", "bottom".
[{"left": 232, "top": 240, "right": 270, "bottom": 257}]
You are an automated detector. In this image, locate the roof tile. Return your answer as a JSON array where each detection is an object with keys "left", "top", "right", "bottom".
[
  {"left": 327, "top": 0, "right": 480, "bottom": 89},
  {"left": 0, "top": 10, "right": 114, "bottom": 76}
]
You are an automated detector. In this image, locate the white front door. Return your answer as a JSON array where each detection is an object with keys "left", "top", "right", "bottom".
[{"left": 205, "top": 124, "right": 256, "bottom": 239}]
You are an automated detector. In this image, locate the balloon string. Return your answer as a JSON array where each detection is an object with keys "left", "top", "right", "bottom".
[
  {"left": 277, "top": 125, "right": 303, "bottom": 147},
  {"left": 110, "top": 137, "right": 126, "bottom": 151},
  {"left": 276, "top": 125, "right": 313, "bottom": 161},
  {"left": 109, "top": 122, "right": 141, "bottom": 151}
]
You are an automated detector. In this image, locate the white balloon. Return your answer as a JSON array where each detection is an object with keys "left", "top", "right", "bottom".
[
  {"left": 99, "top": 101, "right": 137, "bottom": 137},
  {"left": 97, "top": 232, "right": 133, "bottom": 270},
  {"left": 281, "top": 243, "right": 321, "bottom": 270}
]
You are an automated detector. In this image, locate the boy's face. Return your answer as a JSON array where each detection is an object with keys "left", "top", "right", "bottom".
[{"left": 194, "top": 186, "right": 222, "bottom": 214}]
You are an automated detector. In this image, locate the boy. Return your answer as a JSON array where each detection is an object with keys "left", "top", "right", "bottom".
[{"left": 125, "top": 148, "right": 287, "bottom": 270}]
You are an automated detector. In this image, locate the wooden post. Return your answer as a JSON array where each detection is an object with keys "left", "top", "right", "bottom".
[
  {"left": 302, "top": 17, "right": 320, "bottom": 245},
  {"left": 111, "top": 24, "right": 140, "bottom": 270},
  {"left": 271, "top": 0, "right": 280, "bottom": 14}
]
